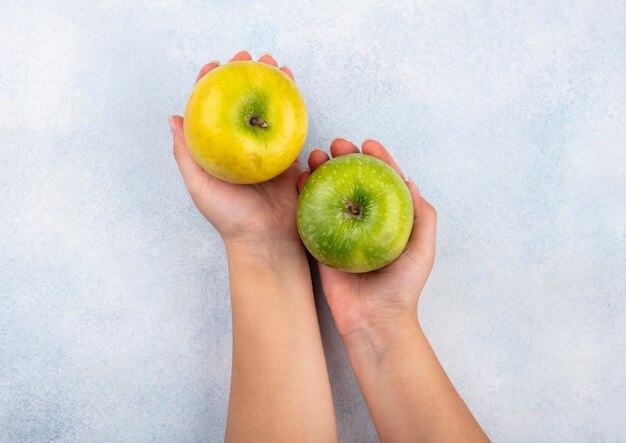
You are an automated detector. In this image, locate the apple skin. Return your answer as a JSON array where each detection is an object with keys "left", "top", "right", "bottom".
[
  {"left": 297, "top": 154, "right": 414, "bottom": 273},
  {"left": 183, "top": 61, "right": 307, "bottom": 184}
]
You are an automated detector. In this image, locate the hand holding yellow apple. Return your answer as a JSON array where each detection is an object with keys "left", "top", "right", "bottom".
[{"left": 170, "top": 51, "right": 306, "bottom": 246}]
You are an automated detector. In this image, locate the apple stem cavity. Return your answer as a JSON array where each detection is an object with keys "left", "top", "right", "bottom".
[
  {"left": 344, "top": 200, "right": 363, "bottom": 218},
  {"left": 249, "top": 115, "right": 269, "bottom": 129}
]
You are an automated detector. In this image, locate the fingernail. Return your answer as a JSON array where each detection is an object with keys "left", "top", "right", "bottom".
[{"left": 168, "top": 116, "right": 178, "bottom": 137}]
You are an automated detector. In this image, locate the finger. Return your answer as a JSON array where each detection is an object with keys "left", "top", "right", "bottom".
[
  {"left": 308, "top": 149, "right": 330, "bottom": 171},
  {"left": 297, "top": 170, "right": 310, "bottom": 193},
  {"left": 361, "top": 139, "right": 406, "bottom": 181},
  {"left": 195, "top": 61, "right": 220, "bottom": 83},
  {"left": 230, "top": 50, "right": 252, "bottom": 61},
  {"left": 169, "top": 115, "right": 214, "bottom": 194},
  {"left": 405, "top": 179, "right": 437, "bottom": 266},
  {"left": 258, "top": 53, "right": 278, "bottom": 67},
  {"left": 280, "top": 66, "right": 295, "bottom": 81},
  {"left": 330, "top": 138, "right": 359, "bottom": 158}
]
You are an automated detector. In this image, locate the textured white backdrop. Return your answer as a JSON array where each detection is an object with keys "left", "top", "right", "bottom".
[{"left": 1, "top": 0, "right": 625, "bottom": 441}]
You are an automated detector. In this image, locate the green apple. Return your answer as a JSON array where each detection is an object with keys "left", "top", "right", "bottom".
[
  {"left": 297, "top": 154, "right": 414, "bottom": 273},
  {"left": 184, "top": 61, "right": 307, "bottom": 184}
]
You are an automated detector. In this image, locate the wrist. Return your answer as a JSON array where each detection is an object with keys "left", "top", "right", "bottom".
[
  {"left": 224, "top": 235, "right": 315, "bottom": 306},
  {"left": 224, "top": 235, "right": 306, "bottom": 262},
  {"left": 341, "top": 313, "right": 423, "bottom": 363},
  {"left": 224, "top": 236, "right": 313, "bottom": 292}
]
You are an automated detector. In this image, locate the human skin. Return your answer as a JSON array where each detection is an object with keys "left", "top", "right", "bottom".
[
  {"left": 299, "top": 141, "right": 490, "bottom": 442},
  {"left": 170, "top": 50, "right": 337, "bottom": 442}
]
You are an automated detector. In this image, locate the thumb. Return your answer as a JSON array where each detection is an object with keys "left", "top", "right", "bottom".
[{"left": 405, "top": 179, "right": 437, "bottom": 271}]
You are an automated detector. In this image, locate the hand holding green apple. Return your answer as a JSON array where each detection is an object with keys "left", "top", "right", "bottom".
[
  {"left": 170, "top": 51, "right": 306, "bottom": 248},
  {"left": 297, "top": 139, "right": 437, "bottom": 337}
]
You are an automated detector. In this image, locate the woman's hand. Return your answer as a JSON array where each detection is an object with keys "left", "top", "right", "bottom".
[
  {"left": 300, "top": 141, "right": 488, "bottom": 443},
  {"left": 170, "top": 50, "right": 302, "bottom": 250},
  {"left": 298, "top": 138, "right": 438, "bottom": 337},
  {"left": 171, "top": 51, "right": 337, "bottom": 441}
]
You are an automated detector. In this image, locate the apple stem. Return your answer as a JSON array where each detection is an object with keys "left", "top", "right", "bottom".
[
  {"left": 249, "top": 116, "right": 269, "bottom": 129},
  {"left": 344, "top": 201, "right": 362, "bottom": 217}
]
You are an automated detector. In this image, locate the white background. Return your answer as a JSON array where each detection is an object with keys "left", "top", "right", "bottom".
[{"left": 1, "top": 0, "right": 625, "bottom": 441}]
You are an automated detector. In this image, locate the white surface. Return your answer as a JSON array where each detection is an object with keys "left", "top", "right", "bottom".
[{"left": 1, "top": 0, "right": 625, "bottom": 441}]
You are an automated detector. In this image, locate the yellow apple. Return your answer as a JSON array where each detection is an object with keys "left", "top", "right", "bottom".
[{"left": 183, "top": 61, "right": 308, "bottom": 184}]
